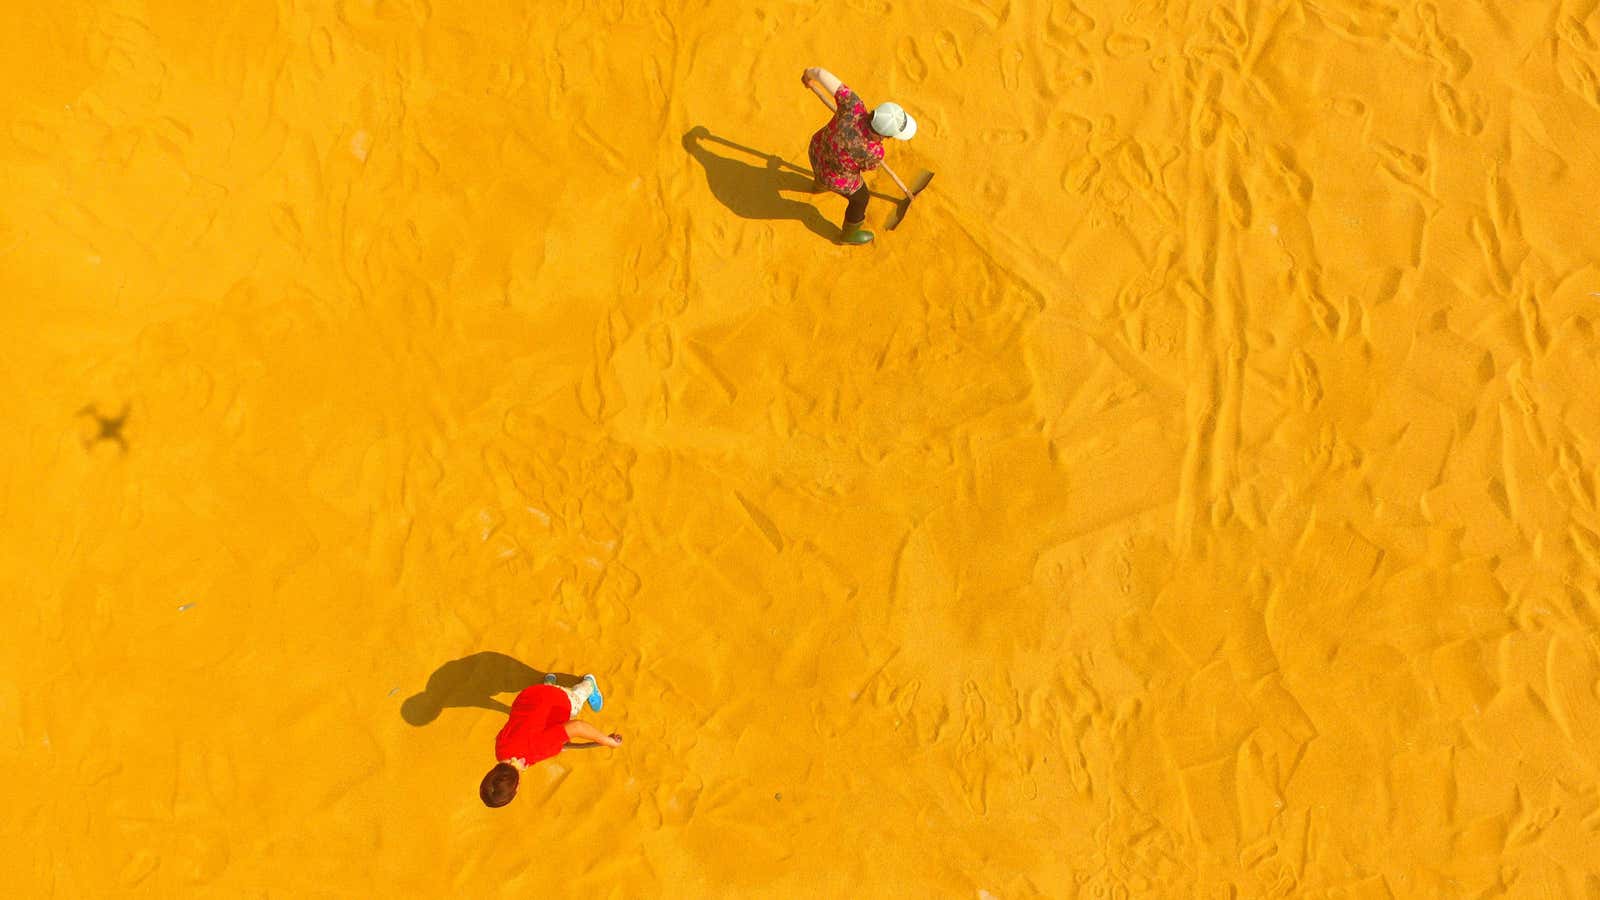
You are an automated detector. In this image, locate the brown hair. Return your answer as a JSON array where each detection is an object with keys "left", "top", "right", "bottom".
[{"left": 480, "top": 762, "right": 520, "bottom": 808}]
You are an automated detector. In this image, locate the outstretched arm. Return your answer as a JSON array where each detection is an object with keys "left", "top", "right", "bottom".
[
  {"left": 564, "top": 719, "right": 622, "bottom": 747},
  {"left": 801, "top": 67, "right": 844, "bottom": 106}
]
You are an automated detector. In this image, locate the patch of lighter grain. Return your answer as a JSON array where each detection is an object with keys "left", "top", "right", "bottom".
[
  {"left": 177, "top": 602, "right": 196, "bottom": 612},
  {"left": 1269, "top": 222, "right": 1280, "bottom": 236},
  {"left": 1590, "top": 292, "right": 1600, "bottom": 298},
  {"left": 350, "top": 129, "right": 372, "bottom": 161},
  {"left": 527, "top": 506, "right": 552, "bottom": 526},
  {"left": 978, "top": 891, "right": 999, "bottom": 900},
  {"left": 477, "top": 508, "right": 501, "bottom": 541},
  {"left": 387, "top": 688, "right": 399, "bottom": 697}
]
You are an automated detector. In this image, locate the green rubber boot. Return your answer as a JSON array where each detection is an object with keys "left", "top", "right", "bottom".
[{"left": 841, "top": 220, "right": 875, "bottom": 245}]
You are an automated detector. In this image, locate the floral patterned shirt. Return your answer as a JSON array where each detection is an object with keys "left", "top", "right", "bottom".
[{"left": 808, "top": 85, "right": 885, "bottom": 196}]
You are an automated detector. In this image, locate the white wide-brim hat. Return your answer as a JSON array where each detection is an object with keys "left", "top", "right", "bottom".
[{"left": 871, "top": 102, "right": 917, "bottom": 140}]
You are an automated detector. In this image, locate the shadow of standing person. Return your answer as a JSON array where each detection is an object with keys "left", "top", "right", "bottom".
[
  {"left": 401, "top": 652, "right": 549, "bottom": 726},
  {"left": 682, "top": 126, "right": 839, "bottom": 241}
]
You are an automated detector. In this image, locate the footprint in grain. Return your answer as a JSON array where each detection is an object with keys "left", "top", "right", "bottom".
[
  {"left": 982, "top": 129, "right": 1028, "bottom": 147},
  {"left": 935, "top": 29, "right": 964, "bottom": 70},
  {"left": 1105, "top": 32, "right": 1151, "bottom": 58},
  {"left": 1225, "top": 169, "right": 1252, "bottom": 227},
  {"left": 1374, "top": 141, "right": 1428, "bottom": 184},
  {"left": 1268, "top": 145, "right": 1313, "bottom": 202},
  {"left": 954, "top": 0, "right": 1004, "bottom": 29},
  {"left": 1330, "top": 96, "right": 1365, "bottom": 117},
  {"left": 845, "top": 0, "right": 890, "bottom": 14},
  {"left": 957, "top": 680, "right": 990, "bottom": 814},
  {"left": 1333, "top": 3, "right": 1398, "bottom": 39},
  {"left": 1210, "top": 6, "right": 1246, "bottom": 49},
  {"left": 119, "top": 850, "right": 159, "bottom": 888},
  {"left": 1192, "top": 101, "right": 1221, "bottom": 148},
  {"left": 898, "top": 36, "right": 928, "bottom": 83},
  {"left": 1292, "top": 351, "right": 1322, "bottom": 409},
  {"left": 1000, "top": 46, "right": 1023, "bottom": 91},
  {"left": 1050, "top": 111, "right": 1093, "bottom": 136},
  {"left": 1116, "top": 142, "right": 1153, "bottom": 191},
  {"left": 919, "top": 692, "right": 951, "bottom": 743},
  {"left": 1062, "top": 154, "right": 1101, "bottom": 193},
  {"left": 1469, "top": 215, "right": 1512, "bottom": 292},
  {"left": 1432, "top": 82, "right": 1483, "bottom": 134},
  {"left": 1417, "top": 3, "right": 1472, "bottom": 79},
  {"left": 1048, "top": 0, "right": 1094, "bottom": 38}
]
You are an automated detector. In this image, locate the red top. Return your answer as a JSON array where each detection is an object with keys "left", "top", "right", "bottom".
[
  {"left": 495, "top": 685, "right": 570, "bottom": 765},
  {"left": 807, "top": 85, "right": 885, "bottom": 196}
]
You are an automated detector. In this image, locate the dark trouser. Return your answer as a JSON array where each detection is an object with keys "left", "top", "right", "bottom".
[{"left": 844, "top": 185, "right": 870, "bottom": 225}]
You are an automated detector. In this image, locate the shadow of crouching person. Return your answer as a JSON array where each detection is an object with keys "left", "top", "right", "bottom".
[{"left": 400, "top": 652, "right": 548, "bottom": 726}]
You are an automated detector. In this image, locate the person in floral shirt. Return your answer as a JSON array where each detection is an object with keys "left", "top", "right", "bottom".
[{"left": 801, "top": 66, "right": 918, "bottom": 245}]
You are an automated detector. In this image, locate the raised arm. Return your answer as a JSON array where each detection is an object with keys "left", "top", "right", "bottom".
[{"left": 801, "top": 67, "right": 845, "bottom": 105}]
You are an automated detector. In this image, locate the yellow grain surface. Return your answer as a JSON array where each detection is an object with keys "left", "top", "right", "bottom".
[{"left": 4, "top": 0, "right": 1600, "bottom": 896}]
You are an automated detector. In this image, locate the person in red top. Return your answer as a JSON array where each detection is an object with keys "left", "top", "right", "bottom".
[
  {"left": 479, "top": 673, "right": 621, "bottom": 808},
  {"left": 801, "top": 65, "right": 918, "bottom": 245}
]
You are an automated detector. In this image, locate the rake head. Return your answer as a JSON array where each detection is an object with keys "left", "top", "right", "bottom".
[{"left": 886, "top": 171, "right": 935, "bottom": 231}]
